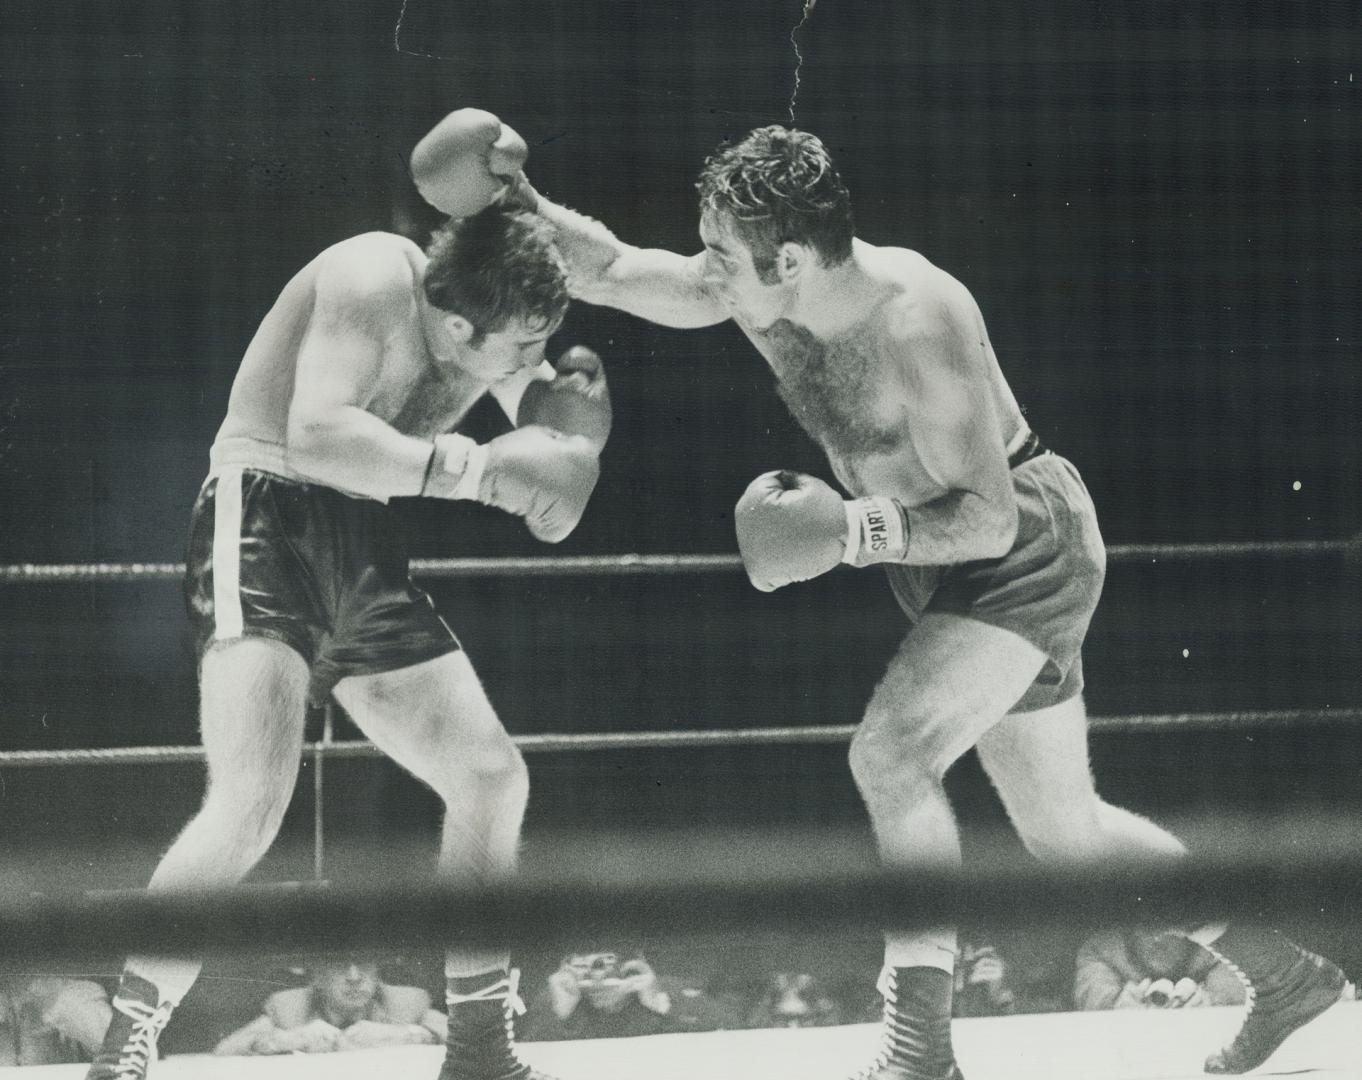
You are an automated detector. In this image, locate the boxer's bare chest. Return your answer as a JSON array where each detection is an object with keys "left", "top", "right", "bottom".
[
  {"left": 369, "top": 330, "right": 487, "bottom": 440},
  {"left": 745, "top": 318, "right": 927, "bottom": 479}
]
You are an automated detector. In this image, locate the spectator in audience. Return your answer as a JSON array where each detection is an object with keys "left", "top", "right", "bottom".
[
  {"left": 212, "top": 954, "right": 445, "bottom": 1055},
  {"left": 745, "top": 972, "right": 844, "bottom": 1028},
  {"left": 1, "top": 974, "right": 113, "bottom": 1066},
  {"left": 953, "top": 930, "right": 1075, "bottom": 1017},
  {"left": 1074, "top": 930, "right": 1246, "bottom": 1011},
  {"left": 523, "top": 945, "right": 732, "bottom": 1041}
]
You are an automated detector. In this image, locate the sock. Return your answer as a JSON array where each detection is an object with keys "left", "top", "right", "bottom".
[
  {"left": 446, "top": 950, "right": 512, "bottom": 981},
  {"left": 884, "top": 928, "right": 958, "bottom": 975},
  {"left": 123, "top": 955, "right": 201, "bottom": 1008}
]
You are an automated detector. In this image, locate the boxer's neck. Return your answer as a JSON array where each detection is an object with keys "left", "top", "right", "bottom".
[{"left": 786, "top": 245, "right": 886, "bottom": 339}]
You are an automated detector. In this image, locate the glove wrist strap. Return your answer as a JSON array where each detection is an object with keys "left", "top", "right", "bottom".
[
  {"left": 842, "top": 496, "right": 909, "bottom": 566},
  {"left": 427, "top": 434, "right": 490, "bottom": 501}
]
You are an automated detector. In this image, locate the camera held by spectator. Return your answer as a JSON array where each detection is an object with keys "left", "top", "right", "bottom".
[{"left": 524, "top": 945, "right": 732, "bottom": 1041}]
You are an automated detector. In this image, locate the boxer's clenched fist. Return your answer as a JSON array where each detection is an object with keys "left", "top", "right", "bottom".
[{"left": 410, "top": 108, "right": 529, "bottom": 218}]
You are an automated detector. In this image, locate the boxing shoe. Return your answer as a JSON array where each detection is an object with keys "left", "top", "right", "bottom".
[
  {"left": 438, "top": 970, "right": 559, "bottom": 1080},
  {"left": 84, "top": 973, "right": 174, "bottom": 1080},
  {"left": 845, "top": 967, "right": 965, "bottom": 1080},
  {"left": 1203, "top": 926, "right": 1354, "bottom": 1074}
]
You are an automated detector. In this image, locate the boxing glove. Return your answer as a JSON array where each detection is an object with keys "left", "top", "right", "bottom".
[
  {"left": 410, "top": 108, "right": 529, "bottom": 218},
  {"left": 518, "top": 346, "right": 612, "bottom": 452},
  {"left": 734, "top": 471, "right": 911, "bottom": 591},
  {"left": 424, "top": 425, "right": 599, "bottom": 543}
]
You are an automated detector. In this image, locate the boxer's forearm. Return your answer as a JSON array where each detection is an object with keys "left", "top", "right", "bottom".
[
  {"left": 520, "top": 179, "right": 725, "bottom": 328},
  {"left": 515, "top": 180, "right": 626, "bottom": 289},
  {"left": 287, "top": 405, "right": 433, "bottom": 501},
  {"left": 897, "top": 490, "right": 1018, "bottom": 565}
]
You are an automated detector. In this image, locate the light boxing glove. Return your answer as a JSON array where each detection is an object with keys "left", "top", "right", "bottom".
[
  {"left": 734, "top": 470, "right": 910, "bottom": 591},
  {"left": 410, "top": 108, "right": 529, "bottom": 219},
  {"left": 517, "top": 346, "right": 612, "bottom": 453},
  {"left": 423, "top": 425, "right": 599, "bottom": 542}
]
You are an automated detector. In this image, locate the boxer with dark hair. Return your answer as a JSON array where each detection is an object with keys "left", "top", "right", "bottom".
[
  {"left": 416, "top": 110, "right": 1353, "bottom": 1078},
  {"left": 86, "top": 114, "right": 610, "bottom": 1080}
]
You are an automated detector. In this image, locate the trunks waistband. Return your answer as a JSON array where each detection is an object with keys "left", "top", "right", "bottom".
[
  {"left": 205, "top": 436, "right": 379, "bottom": 502},
  {"left": 208, "top": 437, "right": 303, "bottom": 481},
  {"left": 1007, "top": 429, "right": 1049, "bottom": 470}
]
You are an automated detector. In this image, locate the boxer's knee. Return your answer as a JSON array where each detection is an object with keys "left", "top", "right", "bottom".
[
  {"left": 200, "top": 762, "right": 297, "bottom": 849},
  {"left": 848, "top": 713, "right": 940, "bottom": 810},
  {"left": 434, "top": 726, "right": 528, "bottom": 806}
]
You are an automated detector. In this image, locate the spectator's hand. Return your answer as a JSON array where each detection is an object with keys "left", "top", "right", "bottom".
[
  {"left": 1141, "top": 978, "right": 1179, "bottom": 1008},
  {"left": 261, "top": 1017, "right": 343, "bottom": 1054},
  {"left": 548, "top": 963, "right": 584, "bottom": 1020},
  {"left": 1112, "top": 978, "right": 1152, "bottom": 1009},
  {"left": 621, "top": 958, "right": 670, "bottom": 1015},
  {"left": 337, "top": 1019, "right": 437, "bottom": 1050},
  {"left": 1168, "top": 978, "right": 1205, "bottom": 1008},
  {"left": 963, "top": 947, "right": 1014, "bottom": 1010}
]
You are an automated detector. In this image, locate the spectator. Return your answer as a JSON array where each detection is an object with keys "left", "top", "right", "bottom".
[
  {"left": 745, "top": 972, "right": 844, "bottom": 1028},
  {"left": 523, "top": 946, "right": 731, "bottom": 1041},
  {"left": 0, "top": 975, "right": 112, "bottom": 1066},
  {"left": 954, "top": 930, "right": 1075, "bottom": 1017},
  {"left": 212, "top": 955, "right": 444, "bottom": 1055},
  {"left": 1074, "top": 930, "right": 1247, "bottom": 1011}
]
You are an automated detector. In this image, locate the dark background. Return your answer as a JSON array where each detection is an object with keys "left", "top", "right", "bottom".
[{"left": 1, "top": 0, "right": 1359, "bottom": 989}]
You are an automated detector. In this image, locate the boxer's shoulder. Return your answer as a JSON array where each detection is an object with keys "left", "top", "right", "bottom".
[{"left": 306, "top": 234, "right": 424, "bottom": 319}]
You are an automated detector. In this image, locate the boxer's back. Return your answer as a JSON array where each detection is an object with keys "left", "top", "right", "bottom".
[{"left": 211, "top": 232, "right": 486, "bottom": 456}]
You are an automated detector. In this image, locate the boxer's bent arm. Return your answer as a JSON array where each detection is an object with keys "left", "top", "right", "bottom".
[
  {"left": 874, "top": 307, "right": 1018, "bottom": 565},
  {"left": 530, "top": 190, "right": 727, "bottom": 329},
  {"left": 287, "top": 256, "right": 434, "bottom": 500}
]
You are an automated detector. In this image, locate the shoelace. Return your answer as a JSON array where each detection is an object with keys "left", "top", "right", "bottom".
[
  {"left": 445, "top": 968, "right": 527, "bottom": 1015},
  {"left": 110, "top": 996, "right": 173, "bottom": 1080},
  {"left": 845, "top": 967, "right": 900, "bottom": 1077},
  {"left": 446, "top": 968, "right": 528, "bottom": 1069}
]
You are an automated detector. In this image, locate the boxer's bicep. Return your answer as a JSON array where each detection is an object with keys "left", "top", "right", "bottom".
[
  {"left": 902, "top": 318, "right": 1010, "bottom": 504},
  {"left": 291, "top": 286, "right": 387, "bottom": 422},
  {"left": 286, "top": 257, "right": 434, "bottom": 497}
]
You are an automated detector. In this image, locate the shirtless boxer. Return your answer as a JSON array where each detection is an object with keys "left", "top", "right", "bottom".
[
  {"left": 414, "top": 114, "right": 1353, "bottom": 1078},
  {"left": 87, "top": 119, "right": 608, "bottom": 1080}
]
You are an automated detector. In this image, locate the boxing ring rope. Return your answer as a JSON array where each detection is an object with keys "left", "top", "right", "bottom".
[
  {"left": 0, "top": 708, "right": 1358, "bottom": 770},
  {"left": 2, "top": 538, "right": 1358, "bottom": 964},
  {"left": 2, "top": 536, "right": 1359, "bottom": 882},
  {"left": 3, "top": 824, "right": 1361, "bottom": 961},
  {"left": 0, "top": 535, "right": 1357, "bottom": 583}
]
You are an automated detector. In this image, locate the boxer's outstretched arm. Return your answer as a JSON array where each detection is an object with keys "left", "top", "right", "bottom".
[{"left": 519, "top": 179, "right": 727, "bottom": 330}]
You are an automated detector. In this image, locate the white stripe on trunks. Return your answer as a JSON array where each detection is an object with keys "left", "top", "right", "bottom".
[{"left": 211, "top": 467, "right": 245, "bottom": 640}]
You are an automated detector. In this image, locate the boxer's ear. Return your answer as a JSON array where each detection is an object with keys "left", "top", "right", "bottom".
[
  {"left": 444, "top": 314, "right": 475, "bottom": 344},
  {"left": 775, "top": 241, "right": 808, "bottom": 283}
]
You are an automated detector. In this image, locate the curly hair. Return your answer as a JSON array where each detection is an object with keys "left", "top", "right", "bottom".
[
  {"left": 423, "top": 205, "right": 569, "bottom": 346},
  {"left": 696, "top": 126, "right": 854, "bottom": 283}
]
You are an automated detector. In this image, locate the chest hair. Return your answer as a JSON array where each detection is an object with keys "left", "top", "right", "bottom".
[{"left": 762, "top": 319, "right": 901, "bottom": 457}]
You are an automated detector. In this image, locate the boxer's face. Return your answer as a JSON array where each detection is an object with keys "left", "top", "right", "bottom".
[
  {"left": 699, "top": 211, "right": 787, "bottom": 330},
  {"left": 456, "top": 314, "right": 562, "bottom": 383}
]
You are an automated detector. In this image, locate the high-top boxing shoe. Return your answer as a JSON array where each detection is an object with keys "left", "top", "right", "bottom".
[
  {"left": 1203, "top": 926, "right": 1354, "bottom": 1074},
  {"left": 845, "top": 967, "right": 965, "bottom": 1080},
  {"left": 437, "top": 969, "right": 560, "bottom": 1080},
  {"left": 84, "top": 974, "right": 174, "bottom": 1080}
]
